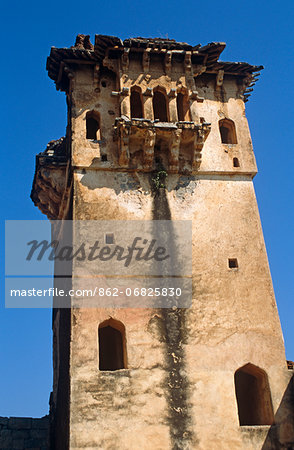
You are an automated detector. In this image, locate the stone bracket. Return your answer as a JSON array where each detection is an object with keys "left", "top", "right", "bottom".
[
  {"left": 165, "top": 51, "right": 172, "bottom": 75},
  {"left": 216, "top": 70, "right": 224, "bottom": 87},
  {"left": 117, "top": 120, "right": 131, "bottom": 167},
  {"left": 192, "top": 123, "right": 211, "bottom": 170},
  {"left": 143, "top": 87, "right": 153, "bottom": 97},
  {"left": 168, "top": 88, "right": 177, "bottom": 98},
  {"left": 184, "top": 51, "right": 192, "bottom": 74},
  {"left": 193, "top": 65, "right": 206, "bottom": 77},
  {"left": 93, "top": 64, "right": 100, "bottom": 86},
  {"left": 190, "top": 90, "right": 204, "bottom": 102},
  {"left": 62, "top": 65, "right": 74, "bottom": 81},
  {"left": 143, "top": 130, "right": 156, "bottom": 170},
  {"left": 142, "top": 49, "right": 151, "bottom": 72},
  {"left": 121, "top": 48, "right": 130, "bottom": 73},
  {"left": 103, "top": 52, "right": 118, "bottom": 73},
  {"left": 169, "top": 129, "right": 182, "bottom": 172},
  {"left": 111, "top": 87, "right": 130, "bottom": 97}
]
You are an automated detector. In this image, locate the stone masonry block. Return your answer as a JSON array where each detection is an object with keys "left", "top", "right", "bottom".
[
  {"left": 25, "top": 437, "right": 46, "bottom": 447},
  {"left": 31, "top": 416, "right": 49, "bottom": 429},
  {"left": 0, "top": 429, "right": 13, "bottom": 447},
  {"left": 12, "top": 438, "right": 25, "bottom": 449},
  {"left": 12, "top": 429, "right": 30, "bottom": 439},
  {"left": 8, "top": 417, "right": 32, "bottom": 429},
  {"left": 30, "top": 428, "right": 49, "bottom": 439},
  {"left": 0, "top": 417, "right": 8, "bottom": 426}
]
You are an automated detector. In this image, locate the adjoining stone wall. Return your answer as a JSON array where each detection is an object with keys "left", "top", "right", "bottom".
[{"left": 0, "top": 416, "right": 49, "bottom": 450}]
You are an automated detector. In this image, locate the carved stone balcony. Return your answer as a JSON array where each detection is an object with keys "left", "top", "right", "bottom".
[
  {"left": 31, "top": 137, "right": 69, "bottom": 220},
  {"left": 114, "top": 116, "right": 211, "bottom": 173}
]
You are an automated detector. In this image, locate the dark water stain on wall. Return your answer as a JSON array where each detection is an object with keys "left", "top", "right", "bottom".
[{"left": 151, "top": 168, "right": 195, "bottom": 449}]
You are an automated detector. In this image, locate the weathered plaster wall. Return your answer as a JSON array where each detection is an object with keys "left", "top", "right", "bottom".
[{"left": 68, "top": 170, "right": 294, "bottom": 449}]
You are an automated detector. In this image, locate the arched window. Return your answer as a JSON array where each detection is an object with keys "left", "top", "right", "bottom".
[
  {"left": 177, "top": 92, "right": 191, "bottom": 121},
  {"left": 153, "top": 89, "right": 169, "bottom": 122},
  {"left": 219, "top": 118, "right": 237, "bottom": 144},
  {"left": 86, "top": 111, "right": 101, "bottom": 140},
  {"left": 98, "top": 319, "right": 126, "bottom": 371},
  {"left": 130, "top": 87, "right": 144, "bottom": 118},
  {"left": 234, "top": 363, "right": 274, "bottom": 426},
  {"left": 233, "top": 157, "right": 240, "bottom": 168}
]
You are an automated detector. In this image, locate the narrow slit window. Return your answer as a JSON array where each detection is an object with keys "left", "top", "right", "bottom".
[
  {"left": 176, "top": 92, "right": 191, "bottom": 121},
  {"left": 98, "top": 319, "right": 126, "bottom": 371},
  {"left": 235, "top": 363, "right": 274, "bottom": 426},
  {"left": 130, "top": 88, "right": 144, "bottom": 118},
  {"left": 219, "top": 119, "right": 237, "bottom": 144},
  {"left": 153, "top": 90, "right": 168, "bottom": 122},
  {"left": 86, "top": 112, "right": 100, "bottom": 140},
  {"left": 233, "top": 157, "right": 240, "bottom": 167}
]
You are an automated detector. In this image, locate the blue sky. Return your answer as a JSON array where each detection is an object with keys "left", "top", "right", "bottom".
[{"left": 0, "top": 0, "right": 293, "bottom": 417}]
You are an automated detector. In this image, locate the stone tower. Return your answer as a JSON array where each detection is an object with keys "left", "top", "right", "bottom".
[{"left": 31, "top": 34, "right": 294, "bottom": 449}]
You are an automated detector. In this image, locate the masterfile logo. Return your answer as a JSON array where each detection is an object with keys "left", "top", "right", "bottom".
[{"left": 5, "top": 220, "right": 192, "bottom": 308}]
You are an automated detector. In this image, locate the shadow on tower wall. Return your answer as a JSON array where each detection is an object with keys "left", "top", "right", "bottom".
[
  {"left": 261, "top": 375, "right": 294, "bottom": 449},
  {"left": 151, "top": 167, "right": 196, "bottom": 449}
]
